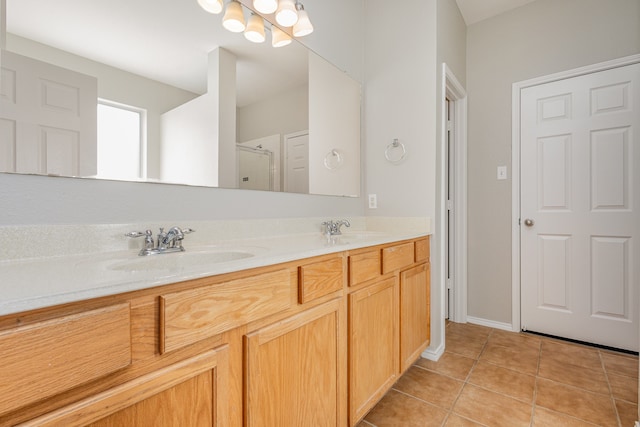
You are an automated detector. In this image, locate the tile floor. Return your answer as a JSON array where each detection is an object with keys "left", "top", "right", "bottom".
[{"left": 357, "top": 322, "right": 639, "bottom": 427}]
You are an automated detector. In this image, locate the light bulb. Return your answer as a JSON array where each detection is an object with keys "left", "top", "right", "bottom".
[
  {"left": 222, "top": 0, "right": 246, "bottom": 33},
  {"left": 275, "top": 0, "right": 298, "bottom": 27},
  {"left": 271, "top": 25, "right": 292, "bottom": 47},
  {"left": 253, "top": 0, "right": 278, "bottom": 14},
  {"left": 292, "top": 4, "right": 313, "bottom": 37},
  {"left": 245, "top": 14, "right": 265, "bottom": 43},
  {"left": 197, "top": 0, "right": 223, "bottom": 14}
]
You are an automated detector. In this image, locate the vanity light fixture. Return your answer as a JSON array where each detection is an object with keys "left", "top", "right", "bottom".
[
  {"left": 197, "top": 0, "right": 224, "bottom": 14},
  {"left": 222, "top": 0, "right": 246, "bottom": 33},
  {"left": 292, "top": 2, "right": 313, "bottom": 37},
  {"left": 245, "top": 13, "right": 266, "bottom": 43},
  {"left": 271, "top": 24, "right": 292, "bottom": 47},
  {"left": 275, "top": 0, "right": 298, "bottom": 27},
  {"left": 253, "top": 0, "right": 278, "bottom": 14}
]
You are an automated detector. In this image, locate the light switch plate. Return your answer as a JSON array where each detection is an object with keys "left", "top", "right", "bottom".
[
  {"left": 368, "top": 194, "right": 377, "bottom": 209},
  {"left": 497, "top": 166, "right": 507, "bottom": 180}
]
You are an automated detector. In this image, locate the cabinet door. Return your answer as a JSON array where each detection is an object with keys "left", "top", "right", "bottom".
[
  {"left": 399, "top": 263, "right": 430, "bottom": 372},
  {"left": 348, "top": 277, "right": 398, "bottom": 426},
  {"left": 21, "top": 347, "right": 229, "bottom": 427},
  {"left": 244, "top": 299, "right": 345, "bottom": 427}
]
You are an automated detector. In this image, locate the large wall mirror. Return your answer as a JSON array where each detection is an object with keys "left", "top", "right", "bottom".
[{"left": 0, "top": 0, "right": 360, "bottom": 197}]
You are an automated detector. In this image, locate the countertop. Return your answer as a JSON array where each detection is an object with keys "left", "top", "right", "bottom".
[{"left": 0, "top": 229, "right": 429, "bottom": 316}]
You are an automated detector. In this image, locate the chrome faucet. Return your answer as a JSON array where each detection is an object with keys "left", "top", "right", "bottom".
[
  {"left": 126, "top": 226, "right": 195, "bottom": 256},
  {"left": 321, "top": 219, "right": 351, "bottom": 236}
]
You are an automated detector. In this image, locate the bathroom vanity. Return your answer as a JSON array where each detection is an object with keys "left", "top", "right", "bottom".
[{"left": 0, "top": 232, "right": 430, "bottom": 427}]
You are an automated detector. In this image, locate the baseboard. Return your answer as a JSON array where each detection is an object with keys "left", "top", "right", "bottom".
[
  {"left": 467, "top": 316, "right": 514, "bottom": 332},
  {"left": 421, "top": 342, "right": 445, "bottom": 362}
]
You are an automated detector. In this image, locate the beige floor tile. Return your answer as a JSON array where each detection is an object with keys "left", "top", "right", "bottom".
[
  {"left": 444, "top": 413, "right": 486, "bottom": 426},
  {"left": 538, "top": 356, "right": 609, "bottom": 394},
  {"left": 540, "top": 339, "right": 602, "bottom": 371},
  {"left": 609, "top": 371, "right": 639, "bottom": 403},
  {"left": 415, "top": 352, "right": 476, "bottom": 381},
  {"left": 467, "top": 361, "right": 536, "bottom": 403},
  {"left": 479, "top": 341, "right": 540, "bottom": 375},
  {"left": 364, "top": 389, "right": 448, "bottom": 427},
  {"left": 453, "top": 384, "right": 532, "bottom": 427},
  {"left": 535, "top": 378, "right": 618, "bottom": 427},
  {"left": 447, "top": 322, "right": 493, "bottom": 340},
  {"left": 489, "top": 329, "right": 542, "bottom": 350},
  {"left": 446, "top": 330, "right": 487, "bottom": 359},
  {"left": 601, "top": 351, "right": 639, "bottom": 378},
  {"left": 532, "top": 407, "right": 600, "bottom": 426},
  {"left": 392, "top": 366, "right": 464, "bottom": 409},
  {"left": 615, "top": 399, "right": 639, "bottom": 427}
]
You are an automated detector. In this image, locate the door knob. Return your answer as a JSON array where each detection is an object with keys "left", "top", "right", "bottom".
[{"left": 523, "top": 218, "right": 535, "bottom": 227}]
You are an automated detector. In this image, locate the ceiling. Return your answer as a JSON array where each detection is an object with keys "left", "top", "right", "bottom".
[{"left": 455, "top": 0, "right": 538, "bottom": 25}]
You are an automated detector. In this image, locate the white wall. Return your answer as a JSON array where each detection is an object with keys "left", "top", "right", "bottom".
[
  {"left": 0, "top": 0, "right": 366, "bottom": 226},
  {"left": 363, "top": 0, "right": 437, "bottom": 218},
  {"left": 236, "top": 84, "right": 308, "bottom": 143},
  {"left": 466, "top": 0, "right": 640, "bottom": 324},
  {"left": 309, "top": 52, "right": 361, "bottom": 197}
]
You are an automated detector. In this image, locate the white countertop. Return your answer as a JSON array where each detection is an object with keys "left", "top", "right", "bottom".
[{"left": 0, "top": 229, "right": 428, "bottom": 316}]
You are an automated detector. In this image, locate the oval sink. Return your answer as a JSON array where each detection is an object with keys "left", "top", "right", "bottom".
[{"left": 108, "top": 250, "right": 255, "bottom": 273}]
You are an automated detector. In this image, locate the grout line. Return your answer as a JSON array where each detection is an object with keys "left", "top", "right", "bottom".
[{"left": 599, "top": 349, "right": 624, "bottom": 427}]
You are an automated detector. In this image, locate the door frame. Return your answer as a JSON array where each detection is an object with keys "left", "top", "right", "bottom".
[
  {"left": 511, "top": 54, "right": 640, "bottom": 333},
  {"left": 440, "top": 63, "right": 468, "bottom": 324}
]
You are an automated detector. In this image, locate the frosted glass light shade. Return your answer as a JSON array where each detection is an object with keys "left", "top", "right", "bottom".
[
  {"left": 245, "top": 14, "right": 265, "bottom": 43},
  {"left": 197, "top": 0, "right": 223, "bottom": 14},
  {"left": 275, "top": 0, "right": 298, "bottom": 27},
  {"left": 292, "top": 8, "right": 313, "bottom": 36},
  {"left": 253, "top": 0, "right": 278, "bottom": 14},
  {"left": 271, "top": 25, "right": 292, "bottom": 47},
  {"left": 222, "top": 1, "right": 246, "bottom": 33}
]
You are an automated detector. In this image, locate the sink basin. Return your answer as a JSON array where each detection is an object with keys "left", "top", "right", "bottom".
[{"left": 108, "top": 249, "right": 257, "bottom": 273}]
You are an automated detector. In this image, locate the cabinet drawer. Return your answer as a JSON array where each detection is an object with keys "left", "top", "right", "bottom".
[
  {"left": 415, "top": 237, "right": 430, "bottom": 262},
  {"left": 298, "top": 256, "right": 344, "bottom": 304},
  {"left": 0, "top": 303, "right": 132, "bottom": 416},
  {"left": 381, "top": 242, "right": 415, "bottom": 274},
  {"left": 348, "top": 249, "right": 381, "bottom": 286},
  {"left": 160, "top": 269, "right": 293, "bottom": 353}
]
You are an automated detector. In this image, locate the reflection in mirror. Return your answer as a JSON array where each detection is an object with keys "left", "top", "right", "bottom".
[{"left": 0, "top": 0, "right": 360, "bottom": 196}]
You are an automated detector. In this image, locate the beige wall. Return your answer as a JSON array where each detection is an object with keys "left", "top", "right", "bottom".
[{"left": 466, "top": 0, "right": 640, "bottom": 324}]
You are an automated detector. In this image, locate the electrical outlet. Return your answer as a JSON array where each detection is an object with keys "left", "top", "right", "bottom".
[
  {"left": 368, "top": 194, "right": 377, "bottom": 209},
  {"left": 497, "top": 166, "right": 507, "bottom": 180}
]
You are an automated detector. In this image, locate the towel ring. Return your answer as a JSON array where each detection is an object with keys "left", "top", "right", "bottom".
[
  {"left": 324, "top": 149, "right": 344, "bottom": 170},
  {"left": 385, "top": 139, "right": 406, "bottom": 163}
]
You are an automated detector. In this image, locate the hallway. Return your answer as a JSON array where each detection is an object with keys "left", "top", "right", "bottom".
[{"left": 358, "top": 322, "right": 639, "bottom": 426}]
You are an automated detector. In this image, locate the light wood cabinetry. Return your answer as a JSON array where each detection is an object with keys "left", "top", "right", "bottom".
[
  {"left": 347, "top": 237, "right": 430, "bottom": 426},
  {"left": 21, "top": 346, "right": 229, "bottom": 427},
  {"left": 399, "top": 262, "right": 431, "bottom": 372},
  {"left": 245, "top": 299, "right": 346, "bottom": 427},
  {"left": 0, "top": 236, "right": 429, "bottom": 427},
  {"left": 348, "top": 277, "right": 398, "bottom": 424}
]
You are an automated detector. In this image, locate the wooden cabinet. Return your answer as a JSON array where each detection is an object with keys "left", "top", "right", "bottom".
[
  {"left": 399, "top": 262, "right": 431, "bottom": 372},
  {"left": 347, "top": 237, "right": 430, "bottom": 426},
  {"left": 244, "top": 299, "right": 346, "bottom": 427},
  {"left": 21, "top": 346, "right": 229, "bottom": 427},
  {"left": 348, "top": 277, "right": 398, "bottom": 424},
  {"left": 0, "top": 236, "right": 429, "bottom": 427}
]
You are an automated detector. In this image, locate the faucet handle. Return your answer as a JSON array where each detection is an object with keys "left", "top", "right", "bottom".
[
  {"left": 182, "top": 228, "right": 195, "bottom": 234},
  {"left": 125, "top": 230, "right": 154, "bottom": 249}
]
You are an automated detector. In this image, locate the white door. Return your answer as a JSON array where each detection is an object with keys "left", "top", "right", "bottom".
[
  {"left": 284, "top": 131, "right": 309, "bottom": 194},
  {"left": 0, "top": 50, "right": 97, "bottom": 176},
  {"left": 520, "top": 62, "right": 640, "bottom": 351}
]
